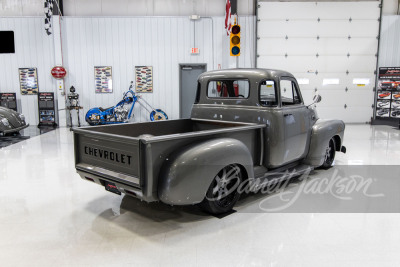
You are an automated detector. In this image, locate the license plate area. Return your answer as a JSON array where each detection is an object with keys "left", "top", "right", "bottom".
[{"left": 105, "top": 181, "right": 121, "bottom": 195}]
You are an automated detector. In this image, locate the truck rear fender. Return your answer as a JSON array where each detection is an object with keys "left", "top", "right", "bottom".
[
  {"left": 158, "top": 138, "right": 254, "bottom": 205},
  {"left": 304, "top": 119, "right": 345, "bottom": 167}
]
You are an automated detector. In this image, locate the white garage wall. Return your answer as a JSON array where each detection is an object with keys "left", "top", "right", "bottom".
[
  {"left": 0, "top": 0, "right": 255, "bottom": 16},
  {"left": 0, "top": 17, "right": 56, "bottom": 125},
  {"left": 62, "top": 16, "right": 255, "bottom": 123},
  {"left": 378, "top": 16, "right": 400, "bottom": 67}
]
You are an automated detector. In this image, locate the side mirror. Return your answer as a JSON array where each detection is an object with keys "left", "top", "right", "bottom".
[
  {"left": 308, "top": 93, "right": 322, "bottom": 108},
  {"left": 313, "top": 94, "right": 322, "bottom": 104}
]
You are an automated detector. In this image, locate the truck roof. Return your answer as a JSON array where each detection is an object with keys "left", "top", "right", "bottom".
[{"left": 198, "top": 68, "right": 295, "bottom": 81}]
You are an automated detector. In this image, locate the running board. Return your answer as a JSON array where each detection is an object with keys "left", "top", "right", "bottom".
[{"left": 250, "top": 164, "right": 313, "bottom": 191}]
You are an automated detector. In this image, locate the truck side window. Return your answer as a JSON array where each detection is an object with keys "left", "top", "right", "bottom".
[
  {"left": 259, "top": 80, "right": 277, "bottom": 106},
  {"left": 207, "top": 80, "right": 249, "bottom": 98},
  {"left": 280, "top": 79, "right": 301, "bottom": 106}
]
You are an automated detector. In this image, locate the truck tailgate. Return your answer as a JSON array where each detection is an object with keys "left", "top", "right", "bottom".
[{"left": 74, "top": 130, "right": 141, "bottom": 186}]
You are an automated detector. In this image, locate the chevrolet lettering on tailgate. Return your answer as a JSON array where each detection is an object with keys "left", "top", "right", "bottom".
[{"left": 84, "top": 146, "right": 132, "bottom": 165}]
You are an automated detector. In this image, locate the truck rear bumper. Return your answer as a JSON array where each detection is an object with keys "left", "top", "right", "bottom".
[{"left": 76, "top": 169, "right": 157, "bottom": 203}]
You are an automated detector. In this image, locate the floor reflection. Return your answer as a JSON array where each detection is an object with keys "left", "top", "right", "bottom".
[{"left": 0, "top": 125, "right": 55, "bottom": 148}]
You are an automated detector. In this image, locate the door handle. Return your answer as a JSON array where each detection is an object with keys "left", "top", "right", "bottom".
[{"left": 284, "top": 113, "right": 292, "bottom": 117}]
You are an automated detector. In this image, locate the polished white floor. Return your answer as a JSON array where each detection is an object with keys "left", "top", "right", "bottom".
[{"left": 1, "top": 125, "right": 400, "bottom": 267}]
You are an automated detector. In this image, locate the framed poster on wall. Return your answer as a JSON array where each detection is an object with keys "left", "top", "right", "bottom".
[
  {"left": 19, "top": 68, "right": 38, "bottom": 95},
  {"left": 135, "top": 66, "right": 153, "bottom": 93},
  {"left": 94, "top": 66, "right": 112, "bottom": 93},
  {"left": 38, "top": 92, "right": 57, "bottom": 127}
]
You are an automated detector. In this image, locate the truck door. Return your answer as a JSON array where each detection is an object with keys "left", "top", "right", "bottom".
[{"left": 279, "top": 77, "right": 310, "bottom": 163}]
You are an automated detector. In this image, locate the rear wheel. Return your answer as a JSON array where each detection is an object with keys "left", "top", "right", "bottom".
[
  {"left": 321, "top": 138, "right": 336, "bottom": 169},
  {"left": 200, "top": 164, "right": 242, "bottom": 215}
]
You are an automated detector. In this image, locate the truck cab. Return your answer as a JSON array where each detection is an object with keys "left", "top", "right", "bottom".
[{"left": 191, "top": 69, "right": 340, "bottom": 169}]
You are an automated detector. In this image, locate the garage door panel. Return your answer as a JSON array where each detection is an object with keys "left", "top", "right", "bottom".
[
  {"left": 291, "top": 38, "right": 349, "bottom": 55},
  {"left": 300, "top": 90, "right": 317, "bottom": 104},
  {"left": 347, "top": 38, "right": 379, "bottom": 54},
  {"left": 258, "top": 2, "right": 380, "bottom": 20},
  {"left": 258, "top": 56, "right": 376, "bottom": 74},
  {"left": 316, "top": 106, "right": 372, "bottom": 123},
  {"left": 259, "top": 20, "right": 378, "bottom": 38},
  {"left": 258, "top": 21, "right": 318, "bottom": 37},
  {"left": 258, "top": 2, "right": 319, "bottom": 20},
  {"left": 345, "top": 56, "right": 377, "bottom": 73},
  {"left": 259, "top": 37, "right": 378, "bottom": 56},
  {"left": 315, "top": 2, "right": 380, "bottom": 20},
  {"left": 257, "top": 2, "right": 379, "bottom": 123},
  {"left": 313, "top": 90, "right": 346, "bottom": 107},
  {"left": 315, "top": 56, "right": 376, "bottom": 73},
  {"left": 316, "top": 107, "right": 348, "bottom": 120},
  {"left": 257, "top": 38, "right": 287, "bottom": 55},
  {"left": 258, "top": 56, "right": 319, "bottom": 73},
  {"left": 343, "top": 91, "right": 375, "bottom": 107}
]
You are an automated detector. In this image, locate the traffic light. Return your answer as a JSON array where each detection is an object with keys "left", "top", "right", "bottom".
[{"left": 230, "top": 24, "right": 241, "bottom": 56}]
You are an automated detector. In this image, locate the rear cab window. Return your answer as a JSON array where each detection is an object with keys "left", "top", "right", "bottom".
[
  {"left": 259, "top": 80, "right": 278, "bottom": 107},
  {"left": 207, "top": 79, "right": 249, "bottom": 99}
]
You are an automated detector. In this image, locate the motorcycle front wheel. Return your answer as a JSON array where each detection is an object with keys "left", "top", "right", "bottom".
[{"left": 150, "top": 109, "right": 168, "bottom": 121}]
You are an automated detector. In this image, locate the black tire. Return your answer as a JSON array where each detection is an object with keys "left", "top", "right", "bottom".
[
  {"left": 200, "top": 164, "right": 242, "bottom": 215},
  {"left": 321, "top": 138, "right": 336, "bottom": 169}
]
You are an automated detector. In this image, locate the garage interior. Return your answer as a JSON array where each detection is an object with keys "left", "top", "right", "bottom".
[{"left": 1, "top": 0, "right": 400, "bottom": 266}]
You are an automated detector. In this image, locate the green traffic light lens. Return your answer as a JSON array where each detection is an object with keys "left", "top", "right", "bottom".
[
  {"left": 231, "top": 46, "right": 240, "bottom": 55},
  {"left": 231, "top": 36, "right": 240, "bottom": 45},
  {"left": 232, "top": 25, "right": 240, "bottom": 34}
]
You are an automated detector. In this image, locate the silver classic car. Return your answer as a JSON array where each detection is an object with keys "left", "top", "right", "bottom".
[
  {"left": 0, "top": 106, "right": 29, "bottom": 134},
  {"left": 73, "top": 69, "right": 346, "bottom": 215}
]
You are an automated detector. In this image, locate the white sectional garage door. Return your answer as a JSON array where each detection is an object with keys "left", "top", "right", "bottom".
[{"left": 257, "top": 1, "right": 381, "bottom": 123}]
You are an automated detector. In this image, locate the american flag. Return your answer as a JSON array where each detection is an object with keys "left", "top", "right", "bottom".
[{"left": 225, "top": 0, "right": 232, "bottom": 36}]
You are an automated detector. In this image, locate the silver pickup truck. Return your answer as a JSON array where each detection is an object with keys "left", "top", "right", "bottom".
[{"left": 73, "top": 69, "right": 346, "bottom": 214}]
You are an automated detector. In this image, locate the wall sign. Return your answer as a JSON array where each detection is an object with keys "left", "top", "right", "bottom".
[
  {"left": 0, "top": 93, "right": 17, "bottom": 111},
  {"left": 38, "top": 92, "right": 56, "bottom": 127},
  {"left": 19, "top": 68, "right": 38, "bottom": 95},
  {"left": 379, "top": 67, "right": 400, "bottom": 80},
  {"left": 94, "top": 66, "right": 112, "bottom": 93},
  {"left": 51, "top": 66, "right": 67, "bottom": 79},
  {"left": 135, "top": 66, "right": 153, "bottom": 93}
]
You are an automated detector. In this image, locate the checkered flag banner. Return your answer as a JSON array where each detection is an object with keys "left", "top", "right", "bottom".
[{"left": 44, "top": 0, "right": 53, "bottom": 35}]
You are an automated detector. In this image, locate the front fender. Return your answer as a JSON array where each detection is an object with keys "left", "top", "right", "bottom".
[
  {"left": 158, "top": 138, "right": 254, "bottom": 205},
  {"left": 303, "top": 119, "right": 345, "bottom": 167}
]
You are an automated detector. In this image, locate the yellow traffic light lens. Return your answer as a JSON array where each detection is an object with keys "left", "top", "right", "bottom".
[
  {"left": 231, "top": 36, "right": 240, "bottom": 45},
  {"left": 232, "top": 25, "right": 240, "bottom": 34}
]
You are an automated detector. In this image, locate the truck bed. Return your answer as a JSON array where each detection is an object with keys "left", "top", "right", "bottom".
[
  {"left": 73, "top": 119, "right": 265, "bottom": 201},
  {"left": 78, "top": 118, "right": 257, "bottom": 138}
]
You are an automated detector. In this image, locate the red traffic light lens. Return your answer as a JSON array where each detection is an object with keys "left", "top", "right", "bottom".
[
  {"left": 232, "top": 25, "right": 240, "bottom": 34},
  {"left": 231, "top": 36, "right": 240, "bottom": 45}
]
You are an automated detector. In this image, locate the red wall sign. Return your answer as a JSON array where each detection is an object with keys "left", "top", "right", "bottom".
[{"left": 51, "top": 66, "right": 67, "bottom": 79}]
